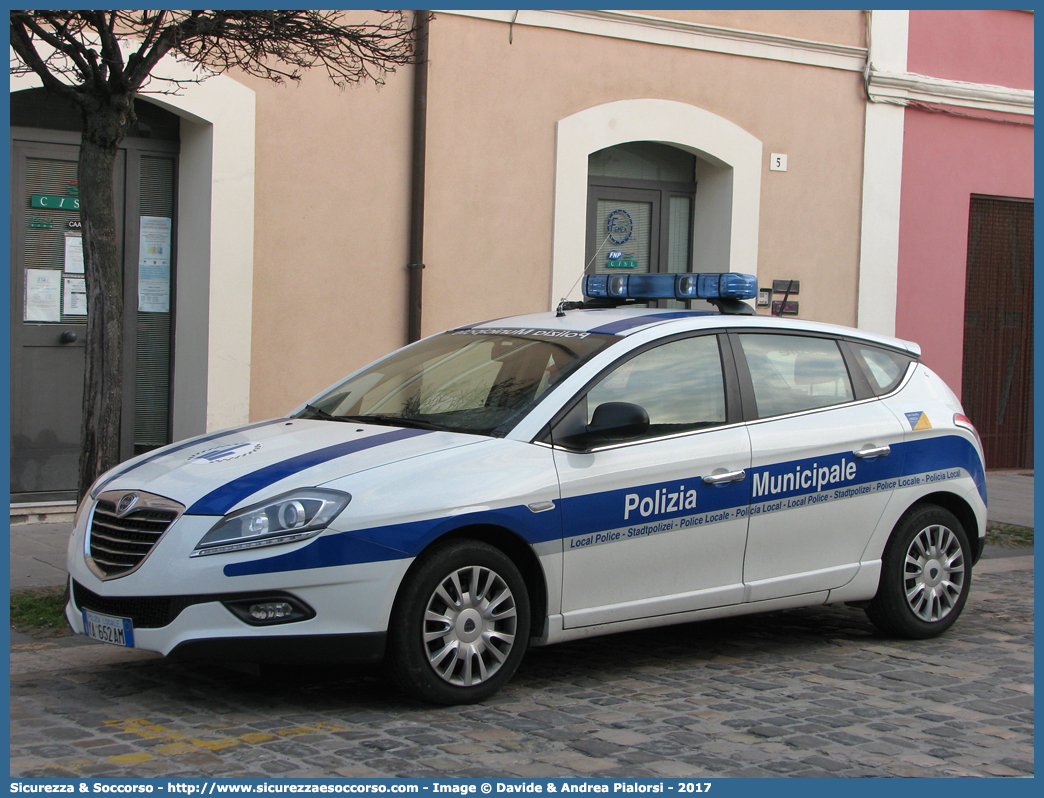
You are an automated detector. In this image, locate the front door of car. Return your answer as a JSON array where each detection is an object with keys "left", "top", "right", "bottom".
[
  {"left": 549, "top": 333, "right": 751, "bottom": 628},
  {"left": 732, "top": 332, "right": 908, "bottom": 601}
]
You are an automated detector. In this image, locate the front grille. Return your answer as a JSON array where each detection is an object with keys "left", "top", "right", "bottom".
[{"left": 88, "top": 491, "right": 182, "bottom": 578}]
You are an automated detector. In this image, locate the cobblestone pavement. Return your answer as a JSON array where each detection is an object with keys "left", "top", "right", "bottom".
[{"left": 11, "top": 557, "right": 1033, "bottom": 779}]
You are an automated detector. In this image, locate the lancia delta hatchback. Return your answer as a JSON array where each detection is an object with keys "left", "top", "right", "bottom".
[{"left": 67, "top": 272, "right": 987, "bottom": 704}]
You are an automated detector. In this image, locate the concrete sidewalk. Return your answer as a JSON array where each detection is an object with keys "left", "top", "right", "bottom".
[
  {"left": 10, "top": 521, "right": 72, "bottom": 591},
  {"left": 8, "top": 473, "right": 1034, "bottom": 591},
  {"left": 982, "top": 472, "right": 1034, "bottom": 527}
]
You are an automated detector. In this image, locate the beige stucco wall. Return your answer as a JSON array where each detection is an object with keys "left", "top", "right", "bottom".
[
  {"left": 244, "top": 10, "right": 868, "bottom": 422},
  {"left": 241, "top": 69, "right": 415, "bottom": 421},
  {"left": 421, "top": 13, "right": 866, "bottom": 330}
]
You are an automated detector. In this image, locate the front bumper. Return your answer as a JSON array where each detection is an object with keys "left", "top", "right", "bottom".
[
  {"left": 168, "top": 631, "right": 386, "bottom": 664},
  {"left": 67, "top": 509, "right": 414, "bottom": 659},
  {"left": 66, "top": 565, "right": 406, "bottom": 662}
]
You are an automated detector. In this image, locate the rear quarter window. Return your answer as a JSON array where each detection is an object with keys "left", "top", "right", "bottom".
[{"left": 852, "top": 344, "right": 916, "bottom": 395}]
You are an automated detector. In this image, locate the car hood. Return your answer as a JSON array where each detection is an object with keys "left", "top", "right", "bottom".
[{"left": 92, "top": 418, "right": 481, "bottom": 517}]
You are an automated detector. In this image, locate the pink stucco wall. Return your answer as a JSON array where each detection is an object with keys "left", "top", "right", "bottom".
[
  {"left": 895, "top": 110, "right": 1033, "bottom": 394},
  {"left": 908, "top": 10, "right": 1034, "bottom": 89}
]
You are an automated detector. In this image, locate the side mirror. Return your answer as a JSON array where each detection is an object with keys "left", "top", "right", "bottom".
[{"left": 586, "top": 402, "right": 650, "bottom": 441}]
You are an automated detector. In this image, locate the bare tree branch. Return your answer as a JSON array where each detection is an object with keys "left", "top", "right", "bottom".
[
  {"left": 9, "top": 14, "right": 82, "bottom": 103},
  {"left": 14, "top": 10, "right": 425, "bottom": 97},
  {"left": 134, "top": 9, "right": 169, "bottom": 65},
  {"left": 12, "top": 11, "right": 93, "bottom": 87},
  {"left": 92, "top": 10, "right": 129, "bottom": 92}
]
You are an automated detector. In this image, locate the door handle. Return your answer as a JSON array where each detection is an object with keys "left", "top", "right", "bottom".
[
  {"left": 702, "top": 469, "right": 746, "bottom": 485},
  {"left": 60, "top": 330, "right": 78, "bottom": 344},
  {"left": 853, "top": 445, "right": 891, "bottom": 459}
]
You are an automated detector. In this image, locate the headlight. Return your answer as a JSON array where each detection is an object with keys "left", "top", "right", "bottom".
[{"left": 192, "top": 488, "right": 351, "bottom": 557}]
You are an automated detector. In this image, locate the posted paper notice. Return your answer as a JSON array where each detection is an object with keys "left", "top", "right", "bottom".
[
  {"left": 138, "top": 216, "right": 171, "bottom": 313},
  {"left": 63, "top": 276, "right": 88, "bottom": 315},
  {"left": 64, "top": 233, "right": 84, "bottom": 274},
  {"left": 25, "top": 268, "right": 61, "bottom": 322}
]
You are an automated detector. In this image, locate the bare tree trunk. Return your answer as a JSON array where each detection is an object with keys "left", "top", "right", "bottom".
[{"left": 76, "top": 96, "right": 134, "bottom": 499}]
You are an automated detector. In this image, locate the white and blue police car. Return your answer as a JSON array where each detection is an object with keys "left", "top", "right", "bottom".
[{"left": 67, "top": 272, "right": 987, "bottom": 704}]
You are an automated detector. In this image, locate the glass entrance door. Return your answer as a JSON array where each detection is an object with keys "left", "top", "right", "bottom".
[
  {"left": 588, "top": 188, "right": 659, "bottom": 276},
  {"left": 586, "top": 143, "right": 697, "bottom": 307},
  {"left": 9, "top": 142, "right": 124, "bottom": 500},
  {"left": 11, "top": 91, "right": 181, "bottom": 501}
]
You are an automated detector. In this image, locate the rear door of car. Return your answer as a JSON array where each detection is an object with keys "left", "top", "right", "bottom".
[{"left": 732, "top": 332, "right": 908, "bottom": 601}]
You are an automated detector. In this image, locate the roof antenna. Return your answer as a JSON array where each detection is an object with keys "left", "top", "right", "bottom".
[{"left": 557, "top": 232, "right": 613, "bottom": 316}]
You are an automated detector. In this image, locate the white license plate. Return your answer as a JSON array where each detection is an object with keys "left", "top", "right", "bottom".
[{"left": 82, "top": 609, "right": 135, "bottom": 647}]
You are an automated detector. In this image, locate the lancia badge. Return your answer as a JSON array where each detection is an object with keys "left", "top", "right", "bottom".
[{"left": 116, "top": 493, "right": 139, "bottom": 517}]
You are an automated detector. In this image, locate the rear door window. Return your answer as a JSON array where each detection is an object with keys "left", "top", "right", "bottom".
[{"left": 738, "top": 334, "right": 854, "bottom": 418}]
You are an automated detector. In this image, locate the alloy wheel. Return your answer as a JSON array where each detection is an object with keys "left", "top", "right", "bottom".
[
  {"left": 904, "top": 524, "right": 966, "bottom": 622},
  {"left": 422, "top": 564, "right": 518, "bottom": 687}
]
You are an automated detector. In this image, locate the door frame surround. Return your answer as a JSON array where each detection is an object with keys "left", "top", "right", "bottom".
[
  {"left": 552, "top": 98, "right": 763, "bottom": 307},
  {"left": 11, "top": 57, "right": 256, "bottom": 440}
]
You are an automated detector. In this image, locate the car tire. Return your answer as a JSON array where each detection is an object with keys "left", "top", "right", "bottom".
[
  {"left": 387, "top": 539, "right": 530, "bottom": 705},
  {"left": 866, "top": 504, "right": 972, "bottom": 639}
]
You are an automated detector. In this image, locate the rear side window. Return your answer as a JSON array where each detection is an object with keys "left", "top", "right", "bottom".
[
  {"left": 852, "top": 344, "right": 915, "bottom": 395},
  {"left": 738, "top": 334, "right": 854, "bottom": 418}
]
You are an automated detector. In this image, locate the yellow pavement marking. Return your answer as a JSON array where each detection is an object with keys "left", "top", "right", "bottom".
[
  {"left": 238, "top": 733, "right": 279, "bottom": 744},
  {"left": 104, "top": 718, "right": 347, "bottom": 756},
  {"left": 154, "top": 743, "right": 196, "bottom": 756},
  {"left": 108, "top": 752, "right": 155, "bottom": 765},
  {"left": 276, "top": 723, "right": 345, "bottom": 736}
]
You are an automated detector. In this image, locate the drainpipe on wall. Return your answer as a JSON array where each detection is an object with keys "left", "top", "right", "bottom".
[{"left": 406, "top": 11, "right": 430, "bottom": 343}]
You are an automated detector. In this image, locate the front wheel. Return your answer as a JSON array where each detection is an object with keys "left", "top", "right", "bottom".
[
  {"left": 866, "top": 504, "right": 972, "bottom": 639},
  {"left": 387, "top": 540, "right": 530, "bottom": 705}
]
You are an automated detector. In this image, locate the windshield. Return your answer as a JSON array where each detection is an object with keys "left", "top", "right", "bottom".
[{"left": 295, "top": 329, "right": 616, "bottom": 436}]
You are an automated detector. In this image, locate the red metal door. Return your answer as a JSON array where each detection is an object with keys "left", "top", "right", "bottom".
[{"left": 961, "top": 196, "right": 1033, "bottom": 469}]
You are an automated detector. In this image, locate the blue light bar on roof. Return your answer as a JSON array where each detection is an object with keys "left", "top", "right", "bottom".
[{"left": 583, "top": 272, "right": 758, "bottom": 301}]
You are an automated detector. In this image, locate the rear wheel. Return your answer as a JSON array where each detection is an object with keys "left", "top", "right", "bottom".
[
  {"left": 866, "top": 504, "right": 971, "bottom": 638},
  {"left": 388, "top": 540, "right": 530, "bottom": 705}
]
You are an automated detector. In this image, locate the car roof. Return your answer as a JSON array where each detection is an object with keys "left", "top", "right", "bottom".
[{"left": 461, "top": 307, "right": 921, "bottom": 356}]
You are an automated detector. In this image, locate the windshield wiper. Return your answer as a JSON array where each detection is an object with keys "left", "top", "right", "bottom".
[
  {"left": 301, "top": 404, "right": 356, "bottom": 422},
  {"left": 300, "top": 406, "right": 446, "bottom": 431},
  {"left": 336, "top": 414, "right": 445, "bottom": 431}
]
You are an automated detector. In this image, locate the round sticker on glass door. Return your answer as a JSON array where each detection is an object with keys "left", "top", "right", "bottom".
[{"left": 606, "top": 209, "right": 634, "bottom": 245}]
